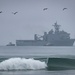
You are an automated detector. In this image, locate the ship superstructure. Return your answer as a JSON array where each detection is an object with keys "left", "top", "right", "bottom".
[{"left": 16, "top": 22, "right": 75, "bottom": 46}]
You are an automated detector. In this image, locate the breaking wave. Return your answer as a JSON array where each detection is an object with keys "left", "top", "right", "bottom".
[{"left": 0, "top": 58, "right": 47, "bottom": 71}]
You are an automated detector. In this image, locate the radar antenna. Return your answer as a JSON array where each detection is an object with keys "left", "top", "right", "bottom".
[{"left": 52, "top": 22, "right": 61, "bottom": 33}]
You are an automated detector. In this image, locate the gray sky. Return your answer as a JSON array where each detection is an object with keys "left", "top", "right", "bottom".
[{"left": 0, "top": 0, "right": 75, "bottom": 45}]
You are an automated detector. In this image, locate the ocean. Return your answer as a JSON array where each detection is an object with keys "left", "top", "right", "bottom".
[{"left": 0, "top": 46, "right": 75, "bottom": 75}]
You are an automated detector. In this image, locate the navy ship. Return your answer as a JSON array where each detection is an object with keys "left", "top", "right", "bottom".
[
  {"left": 6, "top": 42, "right": 15, "bottom": 46},
  {"left": 16, "top": 22, "right": 75, "bottom": 46}
]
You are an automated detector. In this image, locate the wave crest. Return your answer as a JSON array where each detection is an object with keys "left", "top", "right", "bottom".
[{"left": 0, "top": 58, "right": 47, "bottom": 71}]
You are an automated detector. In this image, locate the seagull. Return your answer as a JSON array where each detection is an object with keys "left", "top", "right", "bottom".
[
  {"left": 63, "top": 8, "right": 67, "bottom": 11},
  {"left": 0, "top": 11, "right": 2, "bottom": 13},
  {"left": 12, "top": 12, "right": 18, "bottom": 15},
  {"left": 43, "top": 8, "right": 48, "bottom": 11}
]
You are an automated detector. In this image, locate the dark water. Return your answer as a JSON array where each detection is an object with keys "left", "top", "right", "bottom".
[{"left": 0, "top": 46, "right": 75, "bottom": 75}]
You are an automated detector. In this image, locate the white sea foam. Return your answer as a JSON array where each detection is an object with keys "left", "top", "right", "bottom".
[{"left": 0, "top": 58, "right": 47, "bottom": 71}]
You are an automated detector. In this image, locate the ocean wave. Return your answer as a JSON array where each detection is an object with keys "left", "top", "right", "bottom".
[
  {"left": 0, "top": 58, "right": 47, "bottom": 71},
  {"left": 47, "top": 58, "right": 75, "bottom": 70}
]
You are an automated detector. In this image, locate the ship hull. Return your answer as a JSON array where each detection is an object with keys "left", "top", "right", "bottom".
[
  {"left": 16, "top": 39, "right": 75, "bottom": 46},
  {"left": 49, "top": 39, "right": 75, "bottom": 46}
]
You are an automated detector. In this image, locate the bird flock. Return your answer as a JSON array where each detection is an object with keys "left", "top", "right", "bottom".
[
  {"left": 0, "top": 8, "right": 67, "bottom": 15},
  {"left": 0, "top": 11, "right": 18, "bottom": 15},
  {"left": 43, "top": 7, "right": 67, "bottom": 11}
]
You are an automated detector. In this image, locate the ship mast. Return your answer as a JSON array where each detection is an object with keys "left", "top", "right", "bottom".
[{"left": 53, "top": 22, "right": 61, "bottom": 33}]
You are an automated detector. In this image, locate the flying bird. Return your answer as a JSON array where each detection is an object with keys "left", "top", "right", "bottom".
[
  {"left": 63, "top": 8, "right": 67, "bottom": 11},
  {"left": 12, "top": 12, "right": 18, "bottom": 15},
  {"left": 0, "top": 11, "right": 2, "bottom": 13},
  {"left": 43, "top": 8, "right": 48, "bottom": 11}
]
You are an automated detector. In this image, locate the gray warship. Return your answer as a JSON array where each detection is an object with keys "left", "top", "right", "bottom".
[
  {"left": 6, "top": 42, "right": 15, "bottom": 46},
  {"left": 16, "top": 22, "right": 75, "bottom": 46}
]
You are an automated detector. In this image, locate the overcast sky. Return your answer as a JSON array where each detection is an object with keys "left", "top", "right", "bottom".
[{"left": 0, "top": 0, "right": 75, "bottom": 45}]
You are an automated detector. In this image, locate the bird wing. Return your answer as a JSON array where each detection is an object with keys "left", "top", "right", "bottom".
[
  {"left": 43, "top": 8, "right": 48, "bottom": 10},
  {"left": 63, "top": 8, "right": 67, "bottom": 10},
  {"left": 0, "top": 11, "right": 2, "bottom": 13}
]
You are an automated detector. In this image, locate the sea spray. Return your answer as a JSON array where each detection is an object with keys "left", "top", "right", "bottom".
[{"left": 0, "top": 58, "right": 47, "bottom": 71}]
